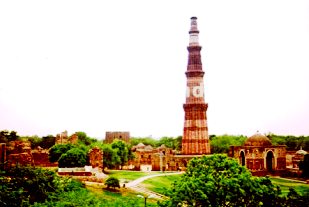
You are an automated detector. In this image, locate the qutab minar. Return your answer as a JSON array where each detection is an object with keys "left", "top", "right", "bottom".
[{"left": 182, "top": 17, "right": 211, "bottom": 155}]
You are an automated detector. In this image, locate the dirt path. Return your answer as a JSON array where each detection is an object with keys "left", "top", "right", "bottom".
[
  {"left": 125, "top": 171, "right": 184, "bottom": 199},
  {"left": 126, "top": 171, "right": 183, "bottom": 187}
]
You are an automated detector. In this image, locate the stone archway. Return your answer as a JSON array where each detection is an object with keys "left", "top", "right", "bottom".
[
  {"left": 240, "top": 151, "right": 245, "bottom": 166},
  {"left": 266, "top": 151, "right": 274, "bottom": 172}
]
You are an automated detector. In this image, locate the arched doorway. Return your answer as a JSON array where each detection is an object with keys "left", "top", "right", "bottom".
[
  {"left": 240, "top": 151, "right": 245, "bottom": 166},
  {"left": 266, "top": 151, "right": 274, "bottom": 172}
]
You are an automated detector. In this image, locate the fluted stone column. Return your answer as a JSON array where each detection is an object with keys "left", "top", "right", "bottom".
[{"left": 182, "top": 17, "right": 210, "bottom": 155}]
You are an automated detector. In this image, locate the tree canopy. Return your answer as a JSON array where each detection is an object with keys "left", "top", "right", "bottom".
[
  {"left": 160, "top": 154, "right": 284, "bottom": 207},
  {"left": 48, "top": 144, "right": 75, "bottom": 163},
  {"left": 75, "top": 131, "right": 97, "bottom": 146},
  {"left": 0, "top": 130, "right": 19, "bottom": 143},
  {"left": 105, "top": 176, "right": 120, "bottom": 189},
  {"left": 58, "top": 147, "right": 87, "bottom": 168},
  {"left": 111, "top": 140, "right": 129, "bottom": 168},
  {"left": 102, "top": 144, "right": 121, "bottom": 169}
]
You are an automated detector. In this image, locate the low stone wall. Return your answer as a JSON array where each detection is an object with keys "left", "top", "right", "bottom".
[
  {"left": 57, "top": 166, "right": 97, "bottom": 177},
  {"left": 58, "top": 171, "right": 92, "bottom": 176},
  {"left": 58, "top": 167, "right": 88, "bottom": 172}
]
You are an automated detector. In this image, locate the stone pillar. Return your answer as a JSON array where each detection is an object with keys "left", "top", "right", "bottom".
[{"left": 182, "top": 17, "right": 210, "bottom": 155}]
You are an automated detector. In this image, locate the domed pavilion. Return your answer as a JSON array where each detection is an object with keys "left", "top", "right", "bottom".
[{"left": 229, "top": 132, "right": 286, "bottom": 176}]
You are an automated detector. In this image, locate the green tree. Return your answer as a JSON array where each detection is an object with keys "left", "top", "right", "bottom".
[
  {"left": 48, "top": 144, "right": 75, "bottom": 163},
  {"left": 130, "top": 137, "right": 158, "bottom": 147},
  {"left": 0, "top": 130, "right": 19, "bottom": 143},
  {"left": 111, "top": 140, "right": 129, "bottom": 168},
  {"left": 25, "top": 135, "right": 41, "bottom": 149},
  {"left": 210, "top": 135, "right": 246, "bottom": 153},
  {"left": 40, "top": 135, "right": 56, "bottom": 149},
  {"left": 58, "top": 148, "right": 87, "bottom": 168},
  {"left": 160, "top": 154, "right": 282, "bottom": 207},
  {"left": 0, "top": 166, "right": 62, "bottom": 206},
  {"left": 156, "top": 136, "right": 182, "bottom": 151},
  {"left": 76, "top": 131, "right": 97, "bottom": 146},
  {"left": 102, "top": 144, "right": 121, "bottom": 169},
  {"left": 105, "top": 176, "right": 120, "bottom": 189}
]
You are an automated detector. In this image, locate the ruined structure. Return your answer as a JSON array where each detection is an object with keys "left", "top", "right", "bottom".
[
  {"left": 6, "top": 141, "right": 34, "bottom": 167},
  {"left": 131, "top": 143, "right": 176, "bottom": 171},
  {"left": 88, "top": 147, "right": 103, "bottom": 170},
  {"left": 229, "top": 133, "right": 286, "bottom": 176},
  {"left": 0, "top": 143, "right": 6, "bottom": 169},
  {"left": 105, "top": 131, "right": 130, "bottom": 144},
  {"left": 55, "top": 131, "right": 78, "bottom": 145},
  {"left": 182, "top": 17, "right": 210, "bottom": 155},
  {"left": 32, "top": 146, "right": 56, "bottom": 167},
  {"left": 292, "top": 148, "right": 307, "bottom": 169}
]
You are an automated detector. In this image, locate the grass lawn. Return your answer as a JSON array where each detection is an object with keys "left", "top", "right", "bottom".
[
  {"left": 141, "top": 173, "right": 309, "bottom": 197},
  {"left": 142, "top": 174, "right": 182, "bottom": 195},
  {"left": 269, "top": 177, "right": 309, "bottom": 195},
  {"left": 104, "top": 170, "right": 161, "bottom": 182},
  {"left": 86, "top": 184, "right": 159, "bottom": 206}
]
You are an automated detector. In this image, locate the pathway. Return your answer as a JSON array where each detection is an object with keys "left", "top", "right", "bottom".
[{"left": 125, "top": 171, "right": 184, "bottom": 200}]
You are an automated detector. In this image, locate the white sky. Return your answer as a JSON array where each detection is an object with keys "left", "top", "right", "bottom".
[{"left": 0, "top": 0, "right": 309, "bottom": 139}]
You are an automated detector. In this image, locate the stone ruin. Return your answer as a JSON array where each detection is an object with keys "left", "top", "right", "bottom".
[
  {"left": 55, "top": 131, "right": 78, "bottom": 145},
  {"left": 88, "top": 147, "right": 103, "bottom": 171},
  {"left": 57, "top": 147, "right": 105, "bottom": 183},
  {"left": 6, "top": 141, "right": 34, "bottom": 167},
  {"left": 104, "top": 131, "right": 130, "bottom": 144}
]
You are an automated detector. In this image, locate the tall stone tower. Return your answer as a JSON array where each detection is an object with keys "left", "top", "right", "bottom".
[{"left": 182, "top": 17, "right": 210, "bottom": 155}]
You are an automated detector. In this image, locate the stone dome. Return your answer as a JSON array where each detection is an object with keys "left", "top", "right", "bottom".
[
  {"left": 296, "top": 148, "right": 307, "bottom": 155},
  {"left": 244, "top": 133, "right": 272, "bottom": 147}
]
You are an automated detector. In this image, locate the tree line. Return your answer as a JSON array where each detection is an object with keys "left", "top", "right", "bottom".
[{"left": 2, "top": 129, "right": 309, "bottom": 156}]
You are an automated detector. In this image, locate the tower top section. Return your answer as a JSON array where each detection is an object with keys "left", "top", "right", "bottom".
[{"left": 189, "top": 16, "right": 200, "bottom": 46}]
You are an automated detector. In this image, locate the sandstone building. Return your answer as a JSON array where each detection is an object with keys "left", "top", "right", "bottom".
[
  {"left": 104, "top": 131, "right": 130, "bottom": 144},
  {"left": 182, "top": 17, "right": 210, "bottom": 155},
  {"left": 229, "top": 133, "right": 286, "bottom": 176}
]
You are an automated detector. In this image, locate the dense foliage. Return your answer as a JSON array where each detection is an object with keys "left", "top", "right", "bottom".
[
  {"left": 267, "top": 133, "right": 309, "bottom": 151},
  {"left": 159, "top": 154, "right": 309, "bottom": 207},
  {"left": 0, "top": 166, "right": 71, "bottom": 206},
  {"left": 48, "top": 144, "right": 76, "bottom": 163},
  {"left": 102, "top": 144, "right": 121, "bottom": 169},
  {"left": 0, "top": 165, "right": 154, "bottom": 207},
  {"left": 58, "top": 147, "right": 87, "bottom": 167},
  {"left": 112, "top": 140, "right": 129, "bottom": 168},
  {"left": 0, "top": 130, "right": 19, "bottom": 143},
  {"left": 105, "top": 176, "right": 120, "bottom": 189},
  {"left": 75, "top": 131, "right": 97, "bottom": 146},
  {"left": 130, "top": 136, "right": 182, "bottom": 151},
  {"left": 210, "top": 135, "right": 246, "bottom": 153}
]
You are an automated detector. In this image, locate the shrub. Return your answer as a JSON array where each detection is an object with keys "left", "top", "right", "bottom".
[
  {"left": 105, "top": 176, "right": 120, "bottom": 189},
  {"left": 58, "top": 148, "right": 87, "bottom": 168}
]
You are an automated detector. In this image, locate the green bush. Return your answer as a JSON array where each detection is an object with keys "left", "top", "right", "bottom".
[
  {"left": 0, "top": 166, "right": 62, "bottom": 206},
  {"left": 105, "top": 176, "right": 120, "bottom": 189},
  {"left": 49, "top": 144, "right": 75, "bottom": 163},
  {"left": 58, "top": 148, "right": 87, "bottom": 168}
]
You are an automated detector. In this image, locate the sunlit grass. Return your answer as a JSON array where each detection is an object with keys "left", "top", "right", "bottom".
[
  {"left": 270, "top": 177, "right": 309, "bottom": 195},
  {"left": 104, "top": 170, "right": 161, "bottom": 182},
  {"left": 86, "top": 185, "right": 158, "bottom": 206},
  {"left": 141, "top": 173, "right": 309, "bottom": 197},
  {"left": 142, "top": 174, "right": 182, "bottom": 195}
]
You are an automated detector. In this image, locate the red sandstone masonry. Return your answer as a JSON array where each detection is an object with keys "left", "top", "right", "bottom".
[{"left": 182, "top": 17, "right": 210, "bottom": 155}]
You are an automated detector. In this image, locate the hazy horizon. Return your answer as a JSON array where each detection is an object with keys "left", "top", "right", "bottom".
[{"left": 1, "top": 1, "right": 309, "bottom": 139}]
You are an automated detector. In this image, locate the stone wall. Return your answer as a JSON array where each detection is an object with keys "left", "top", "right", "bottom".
[
  {"left": 55, "top": 131, "right": 78, "bottom": 145},
  {"left": 104, "top": 131, "right": 130, "bottom": 144},
  {"left": 0, "top": 143, "right": 6, "bottom": 169},
  {"left": 88, "top": 147, "right": 103, "bottom": 170}
]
